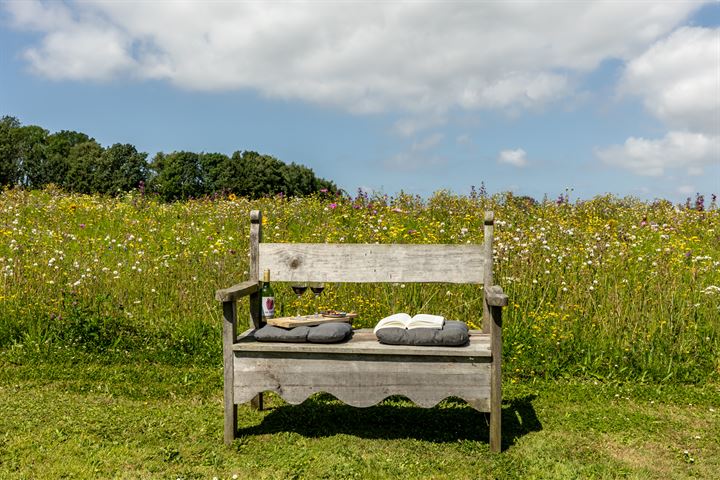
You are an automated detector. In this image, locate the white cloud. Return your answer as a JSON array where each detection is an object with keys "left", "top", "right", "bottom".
[
  {"left": 3, "top": 0, "right": 73, "bottom": 30},
  {"left": 620, "top": 26, "right": 720, "bottom": 135},
  {"left": 25, "top": 28, "right": 136, "bottom": 81},
  {"left": 595, "top": 131, "right": 719, "bottom": 176},
  {"left": 3, "top": 1, "right": 704, "bottom": 114},
  {"left": 393, "top": 115, "right": 447, "bottom": 137},
  {"left": 385, "top": 133, "right": 445, "bottom": 171},
  {"left": 412, "top": 133, "right": 444, "bottom": 152},
  {"left": 498, "top": 149, "right": 528, "bottom": 167},
  {"left": 597, "top": 26, "right": 720, "bottom": 177}
]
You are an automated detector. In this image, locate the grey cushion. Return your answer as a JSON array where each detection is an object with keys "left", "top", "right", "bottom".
[
  {"left": 375, "top": 320, "right": 469, "bottom": 346},
  {"left": 254, "top": 322, "right": 353, "bottom": 343},
  {"left": 254, "top": 325, "right": 311, "bottom": 342},
  {"left": 306, "top": 322, "right": 353, "bottom": 343}
]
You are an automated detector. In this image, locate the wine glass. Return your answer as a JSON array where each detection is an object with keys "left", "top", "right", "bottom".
[
  {"left": 310, "top": 282, "right": 325, "bottom": 317},
  {"left": 291, "top": 283, "right": 308, "bottom": 318}
]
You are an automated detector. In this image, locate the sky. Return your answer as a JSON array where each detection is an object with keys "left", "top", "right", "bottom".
[{"left": 1, "top": 1, "right": 718, "bottom": 202}]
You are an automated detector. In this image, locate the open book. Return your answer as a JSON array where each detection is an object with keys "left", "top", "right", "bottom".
[{"left": 373, "top": 313, "right": 445, "bottom": 334}]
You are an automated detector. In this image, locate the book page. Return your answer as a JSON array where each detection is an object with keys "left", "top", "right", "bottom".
[
  {"left": 407, "top": 313, "right": 445, "bottom": 330},
  {"left": 373, "top": 313, "right": 411, "bottom": 334}
]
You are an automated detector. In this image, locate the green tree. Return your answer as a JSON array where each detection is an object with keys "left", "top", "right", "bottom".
[
  {"left": 227, "top": 151, "right": 286, "bottom": 197},
  {"left": 217, "top": 150, "right": 336, "bottom": 198},
  {"left": 1, "top": 116, "right": 338, "bottom": 198},
  {"left": 282, "top": 162, "right": 317, "bottom": 196},
  {"left": 198, "top": 152, "right": 230, "bottom": 194},
  {"left": 149, "top": 151, "right": 205, "bottom": 201},
  {"left": 0, "top": 116, "right": 21, "bottom": 186},
  {"left": 15, "top": 125, "right": 49, "bottom": 187},
  {"left": 44, "top": 130, "right": 92, "bottom": 187},
  {"left": 93, "top": 143, "right": 149, "bottom": 194},
  {"left": 64, "top": 140, "right": 104, "bottom": 194},
  {"left": 216, "top": 150, "right": 252, "bottom": 195}
]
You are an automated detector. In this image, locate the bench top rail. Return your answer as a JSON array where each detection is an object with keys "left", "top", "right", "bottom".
[{"left": 258, "top": 243, "right": 486, "bottom": 284}]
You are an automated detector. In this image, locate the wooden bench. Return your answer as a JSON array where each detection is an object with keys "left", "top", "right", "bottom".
[{"left": 216, "top": 210, "right": 508, "bottom": 452}]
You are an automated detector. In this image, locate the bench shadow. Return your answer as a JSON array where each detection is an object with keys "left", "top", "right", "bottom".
[{"left": 236, "top": 394, "right": 541, "bottom": 448}]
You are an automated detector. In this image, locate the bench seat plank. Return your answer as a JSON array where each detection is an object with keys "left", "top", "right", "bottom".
[{"left": 233, "top": 328, "right": 491, "bottom": 357}]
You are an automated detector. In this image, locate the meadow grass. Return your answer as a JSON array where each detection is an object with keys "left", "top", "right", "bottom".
[
  {"left": 1, "top": 187, "right": 720, "bottom": 478},
  {"left": 1, "top": 359, "right": 718, "bottom": 479},
  {"left": 1, "top": 187, "right": 718, "bottom": 382}
]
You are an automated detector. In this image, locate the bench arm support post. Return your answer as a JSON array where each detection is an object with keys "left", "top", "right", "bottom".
[
  {"left": 222, "top": 300, "right": 238, "bottom": 445},
  {"left": 218, "top": 280, "right": 262, "bottom": 445},
  {"left": 485, "top": 285, "right": 506, "bottom": 453}
]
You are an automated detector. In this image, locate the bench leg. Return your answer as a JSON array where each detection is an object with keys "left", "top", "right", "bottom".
[
  {"left": 224, "top": 393, "right": 237, "bottom": 445},
  {"left": 250, "top": 393, "right": 264, "bottom": 411},
  {"left": 223, "top": 300, "right": 237, "bottom": 445},
  {"left": 489, "top": 407, "right": 501, "bottom": 453},
  {"left": 489, "top": 359, "right": 502, "bottom": 453},
  {"left": 489, "top": 301, "right": 503, "bottom": 453}
]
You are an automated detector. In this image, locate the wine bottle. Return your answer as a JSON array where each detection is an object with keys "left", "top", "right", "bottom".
[{"left": 261, "top": 269, "right": 275, "bottom": 321}]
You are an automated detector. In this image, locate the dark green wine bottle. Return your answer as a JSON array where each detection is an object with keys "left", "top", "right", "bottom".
[{"left": 261, "top": 269, "right": 275, "bottom": 320}]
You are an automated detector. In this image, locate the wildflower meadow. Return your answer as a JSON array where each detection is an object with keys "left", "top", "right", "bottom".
[
  {"left": 2, "top": 186, "right": 720, "bottom": 478},
  {"left": 1, "top": 187, "right": 718, "bottom": 383}
]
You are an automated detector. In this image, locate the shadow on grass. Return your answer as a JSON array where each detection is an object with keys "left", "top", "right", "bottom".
[{"left": 237, "top": 394, "right": 541, "bottom": 448}]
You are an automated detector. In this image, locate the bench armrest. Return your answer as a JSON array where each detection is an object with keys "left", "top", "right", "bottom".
[
  {"left": 215, "top": 280, "right": 260, "bottom": 302},
  {"left": 485, "top": 285, "right": 508, "bottom": 307}
]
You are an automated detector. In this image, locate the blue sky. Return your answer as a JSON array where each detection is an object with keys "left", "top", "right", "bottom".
[{"left": 1, "top": 1, "right": 718, "bottom": 202}]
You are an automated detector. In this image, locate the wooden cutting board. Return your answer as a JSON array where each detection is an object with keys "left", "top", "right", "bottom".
[{"left": 267, "top": 313, "right": 358, "bottom": 329}]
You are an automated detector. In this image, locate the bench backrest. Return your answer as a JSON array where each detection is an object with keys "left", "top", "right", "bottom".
[
  {"left": 259, "top": 243, "right": 484, "bottom": 284},
  {"left": 246, "top": 210, "right": 496, "bottom": 332},
  {"left": 248, "top": 209, "right": 495, "bottom": 286}
]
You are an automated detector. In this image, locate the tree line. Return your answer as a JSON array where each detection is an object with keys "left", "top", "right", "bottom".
[{"left": 0, "top": 116, "right": 336, "bottom": 200}]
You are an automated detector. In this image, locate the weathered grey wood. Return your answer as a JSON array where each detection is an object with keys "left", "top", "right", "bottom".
[
  {"left": 482, "top": 211, "right": 505, "bottom": 451},
  {"left": 248, "top": 210, "right": 263, "bottom": 410},
  {"left": 223, "top": 301, "right": 237, "bottom": 445},
  {"left": 249, "top": 210, "right": 262, "bottom": 328},
  {"left": 249, "top": 210, "right": 261, "bottom": 279},
  {"left": 485, "top": 285, "right": 508, "bottom": 307},
  {"left": 259, "top": 243, "right": 485, "bottom": 284},
  {"left": 482, "top": 212, "right": 494, "bottom": 333},
  {"left": 233, "top": 353, "right": 491, "bottom": 411},
  {"left": 215, "top": 280, "right": 259, "bottom": 302},
  {"left": 233, "top": 328, "right": 491, "bottom": 357},
  {"left": 489, "top": 303, "right": 503, "bottom": 453},
  {"left": 248, "top": 210, "right": 263, "bottom": 339},
  {"left": 267, "top": 314, "right": 355, "bottom": 328},
  {"left": 221, "top": 209, "right": 508, "bottom": 450}
]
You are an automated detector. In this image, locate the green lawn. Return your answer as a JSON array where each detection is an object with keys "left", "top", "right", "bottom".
[{"left": 1, "top": 360, "right": 718, "bottom": 479}]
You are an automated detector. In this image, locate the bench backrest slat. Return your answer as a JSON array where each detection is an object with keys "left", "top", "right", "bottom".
[{"left": 259, "top": 243, "right": 485, "bottom": 284}]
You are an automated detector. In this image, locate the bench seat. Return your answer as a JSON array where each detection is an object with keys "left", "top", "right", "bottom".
[
  {"left": 232, "top": 328, "right": 494, "bottom": 412},
  {"left": 233, "top": 328, "right": 491, "bottom": 357}
]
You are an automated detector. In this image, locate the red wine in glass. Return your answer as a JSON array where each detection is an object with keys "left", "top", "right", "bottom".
[
  {"left": 291, "top": 283, "right": 307, "bottom": 318},
  {"left": 310, "top": 283, "right": 324, "bottom": 317},
  {"left": 292, "top": 285, "right": 308, "bottom": 296}
]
